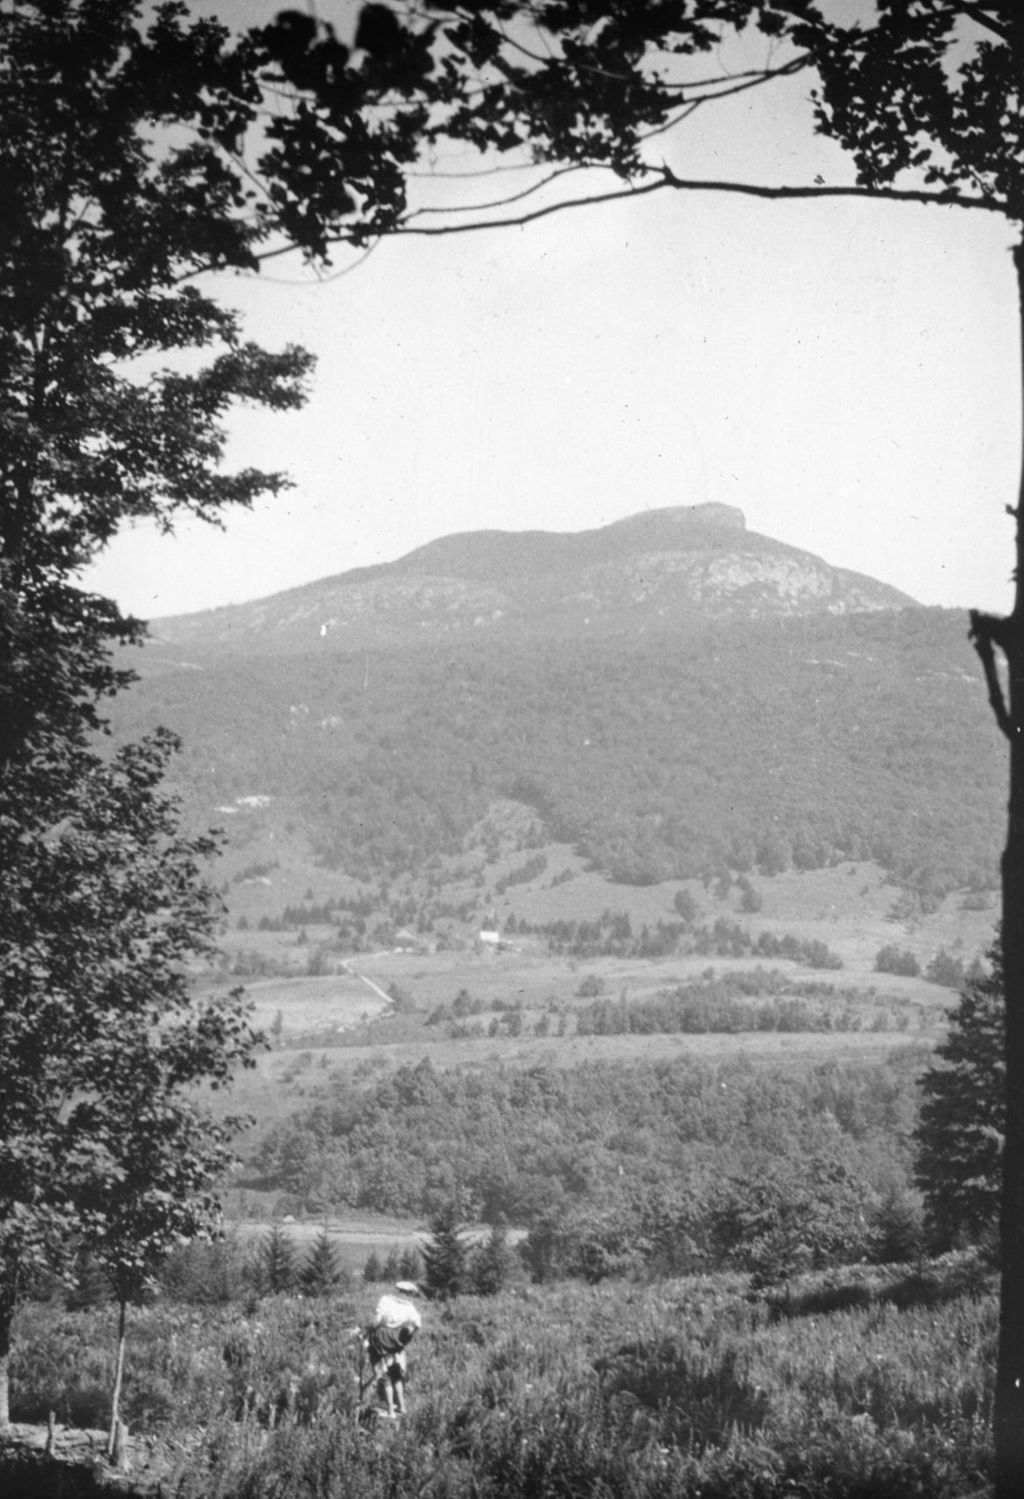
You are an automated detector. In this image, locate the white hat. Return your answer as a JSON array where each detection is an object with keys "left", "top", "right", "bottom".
[{"left": 395, "top": 1280, "right": 420, "bottom": 1296}]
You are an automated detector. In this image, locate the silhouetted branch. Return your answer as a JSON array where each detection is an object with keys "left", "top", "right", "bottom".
[
  {"left": 970, "top": 610, "right": 1014, "bottom": 740},
  {"left": 958, "top": 3, "right": 1012, "bottom": 42},
  {"left": 405, "top": 163, "right": 586, "bottom": 219},
  {"left": 656, "top": 168, "right": 1001, "bottom": 213}
]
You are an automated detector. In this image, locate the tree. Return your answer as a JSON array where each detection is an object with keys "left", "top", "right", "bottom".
[
  {"left": 926, "top": 948, "right": 967, "bottom": 990},
  {"left": 421, "top": 1199, "right": 470, "bottom": 1300},
  {"left": 0, "top": 726, "right": 261, "bottom": 1431},
  {"left": 710, "top": 1149, "right": 875, "bottom": 1287},
  {"left": 470, "top": 1216, "right": 518, "bottom": 1296},
  {"left": 301, "top": 1229, "right": 347, "bottom": 1297},
  {"left": 1, "top": 0, "right": 451, "bottom": 1435},
  {"left": 916, "top": 942, "right": 1005, "bottom": 1250},
  {"left": 0, "top": 0, "right": 352, "bottom": 1429},
  {"left": 85, "top": 1092, "right": 249, "bottom": 1456},
  {"left": 874, "top": 944, "right": 922, "bottom": 978},
  {"left": 253, "top": 1225, "right": 298, "bottom": 1297}
]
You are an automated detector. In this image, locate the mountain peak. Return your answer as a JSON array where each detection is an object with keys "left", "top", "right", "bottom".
[
  {"left": 607, "top": 502, "right": 747, "bottom": 534},
  {"left": 146, "top": 507, "right": 914, "bottom": 660}
]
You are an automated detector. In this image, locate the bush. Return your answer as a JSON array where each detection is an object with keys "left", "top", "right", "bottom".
[
  {"left": 160, "top": 1237, "right": 246, "bottom": 1304},
  {"left": 575, "top": 974, "right": 605, "bottom": 998},
  {"left": 925, "top": 948, "right": 965, "bottom": 988},
  {"left": 874, "top": 945, "right": 921, "bottom": 977}
]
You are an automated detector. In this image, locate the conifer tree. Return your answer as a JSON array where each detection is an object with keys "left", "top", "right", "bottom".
[
  {"left": 421, "top": 1200, "right": 470, "bottom": 1301},
  {"left": 257, "top": 1226, "right": 298, "bottom": 1296},
  {"left": 399, "top": 1247, "right": 423, "bottom": 1284},
  {"left": 471, "top": 1217, "right": 517, "bottom": 1297},
  {"left": 916, "top": 941, "right": 1005, "bottom": 1250},
  {"left": 362, "top": 1250, "right": 384, "bottom": 1285},
  {"left": 301, "top": 1229, "right": 345, "bottom": 1298}
]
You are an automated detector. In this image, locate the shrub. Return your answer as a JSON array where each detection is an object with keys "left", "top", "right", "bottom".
[
  {"left": 874, "top": 944, "right": 921, "bottom": 977},
  {"left": 575, "top": 974, "right": 605, "bottom": 998},
  {"left": 925, "top": 947, "right": 966, "bottom": 988},
  {"left": 159, "top": 1236, "right": 246, "bottom": 1304}
]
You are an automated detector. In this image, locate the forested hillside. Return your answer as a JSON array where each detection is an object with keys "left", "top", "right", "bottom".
[
  {"left": 247, "top": 1047, "right": 923, "bottom": 1277},
  {"left": 118, "top": 606, "right": 1003, "bottom": 896}
]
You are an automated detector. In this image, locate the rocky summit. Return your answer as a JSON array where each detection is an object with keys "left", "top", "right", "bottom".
[{"left": 144, "top": 505, "right": 914, "bottom": 661}]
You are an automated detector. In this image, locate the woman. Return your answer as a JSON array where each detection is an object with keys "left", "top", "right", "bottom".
[{"left": 365, "top": 1282, "right": 422, "bottom": 1418}]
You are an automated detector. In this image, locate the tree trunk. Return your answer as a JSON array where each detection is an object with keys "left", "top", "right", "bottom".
[
  {"left": 108, "top": 1297, "right": 128, "bottom": 1460},
  {"left": 992, "top": 237, "right": 1024, "bottom": 1499},
  {"left": 0, "top": 1289, "right": 15, "bottom": 1431},
  {"left": 0, "top": 1350, "right": 10, "bottom": 1433}
]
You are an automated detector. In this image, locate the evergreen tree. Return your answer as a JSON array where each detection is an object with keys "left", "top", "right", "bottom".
[
  {"left": 398, "top": 1247, "right": 423, "bottom": 1284},
  {"left": 916, "top": 941, "right": 1005, "bottom": 1250},
  {"left": 301, "top": 1229, "right": 345, "bottom": 1298},
  {"left": 471, "top": 1217, "right": 516, "bottom": 1297},
  {"left": 362, "top": 1250, "right": 384, "bottom": 1285},
  {"left": 258, "top": 1226, "right": 297, "bottom": 1296},
  {"left": 421, "top": 1200, "right": 470, "bottom": 1301}
]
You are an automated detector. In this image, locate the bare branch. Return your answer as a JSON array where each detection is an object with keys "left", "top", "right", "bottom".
[
  {"left": 657, "top": 167, "right": 1003, "bottom": 214},
  {"left": 383, "top": 170, "right": 1002, "bottom": 243},
  {"left": 383, "top": 175, "right": 675, "bottom": 236},
  {"left": 405, "top": 163, "right": 588, "bottom": 219},
  {"left": 679, "top": 54, "right": 810, "bottom": 102},
  {"left": 970, "top": 610, "right": 1014, "bottom": 740},
  {"left": 958, "top": 3, "right": 1012, "bottom": 42}
]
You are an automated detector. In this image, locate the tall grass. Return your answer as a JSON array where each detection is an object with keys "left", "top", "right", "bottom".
[{"left": 10, "top": 1264, "right": 995, "bottom": 1498}]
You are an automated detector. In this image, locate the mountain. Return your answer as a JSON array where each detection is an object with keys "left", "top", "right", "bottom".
[
  {"left": 112, "top": 508, "right": 1002, "bottom": 906},
  {"left": 143, "top": 505, "right": 914, "bottom": 662}
]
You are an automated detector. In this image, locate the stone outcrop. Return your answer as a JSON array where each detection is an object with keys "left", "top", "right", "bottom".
[{"left": 144, "top": 504, "right": 915, "bottom": 661}]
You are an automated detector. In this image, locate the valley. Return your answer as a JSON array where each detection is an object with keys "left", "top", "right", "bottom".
[{"left": 106, "top": 508, "right": 1004, "bottom": 1259}]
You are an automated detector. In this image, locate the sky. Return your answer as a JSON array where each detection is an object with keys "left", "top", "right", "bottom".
[{"left": 80, "top": 3, "right": 1021, "bottom": 621}]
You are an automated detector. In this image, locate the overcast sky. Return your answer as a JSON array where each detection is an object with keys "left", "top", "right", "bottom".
[{"left": 80, "top": 3, "right": 1020, "bottom": 621}]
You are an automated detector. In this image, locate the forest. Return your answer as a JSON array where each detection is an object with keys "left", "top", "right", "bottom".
[
  {"left": 119, "top": 606, "right": 1005, "bottom": 898},
  {"left": 248, "top": 1049, "right": 924, "bottom": 1253}
]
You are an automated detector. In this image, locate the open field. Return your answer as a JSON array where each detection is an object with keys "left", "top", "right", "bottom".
[
  {"left": 227, "top": 972, "right": 389, "bottom": 1035},
  {"left": 228, "top": 946, "right": 947, "bottom": 1052},
  {"left": 249, "top": 1023, "right": 932, "bottom": 1085},
  {"left": 214, "top": 860, "right": 996, "bottom": 1040},
  {"left": 229, "top": 1213, "right": 428, "bottom": 1272},
  {"left": 225, "top": 1212, "right": 527, "bottom": 1275}
]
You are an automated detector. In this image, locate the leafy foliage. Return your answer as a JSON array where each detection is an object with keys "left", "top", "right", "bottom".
[
  {"left": 0, "top": 725, "right": 261, "bottom": 1423},
  {"left": 0, "top": 0, "right": 349, "bottom": 1425},
  {"left": 875, "top": 945, "right": 922, "bottom": 978},
  {"left": 251, "top": 1050, "right": 924, "bottom": 1271}
]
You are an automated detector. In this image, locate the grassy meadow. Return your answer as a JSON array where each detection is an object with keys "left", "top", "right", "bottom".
[
  {"left": 204, "top": 859, "right": 994, "bottom": 1173},
  {"left": 8, "top": 1257, "right": 996, "bottom": 1498},
  {"left": 218, "top": 859, "right": 994, "bottom": 1040}
]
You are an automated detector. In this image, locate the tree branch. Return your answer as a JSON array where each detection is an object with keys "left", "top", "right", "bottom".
[
  {"left": 970, "top": 610, "right": 1014, "bottom": 740},
  {"left": 382, "top": 170, "right": 1002, "bottom": 241},
  {"left": 958, "top": 3, "right": 1013, "bottom": 43},
  {"left": 405, "top": 162, "right": 587, "bottom": 219},
  {"left": 657, "top": 167, "right": 1003, "bottom": 214}
]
